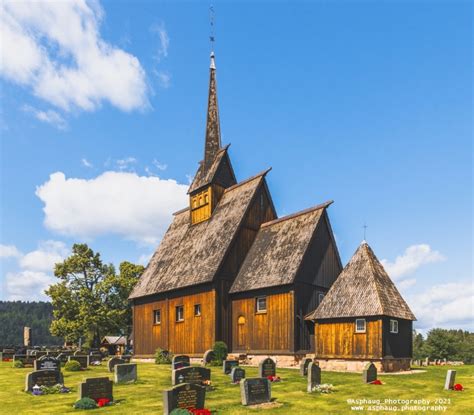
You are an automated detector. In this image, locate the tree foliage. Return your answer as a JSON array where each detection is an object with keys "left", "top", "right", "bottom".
[{"left": 46, "top": 244, "right": 143, "bottom": 348}]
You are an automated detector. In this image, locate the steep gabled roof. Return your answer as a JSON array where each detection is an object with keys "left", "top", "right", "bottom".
[
  {"left": 305, "top": 241, "right": 416, "bottom": 321},
  {"left": 129, "top": 171, "right": 269, "bottom": 299},
  {"left": 229, "top": 201, "right": 333, "bottom": 294}
]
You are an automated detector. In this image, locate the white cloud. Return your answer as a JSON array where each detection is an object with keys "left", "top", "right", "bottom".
[
  {"left": 0, "top": 244, "right": 22, "bottom": 258},
  {"left": 151, "top": 22, "right": 169, "bottom": 61},
  {"left": 116, "top": 157, "right": 137, "bottom": 171},
  {"left": 81, "top": 158, "right": 93, "bottom": 168},
  {"left": 22, "top": 105, "right": 67, "bottom": 130},
  {"left": 0, "top": 0, "right": 148, "bottom": 112},
  {"left": 381, "top": 244, "right": 445, "bottom": 279},
  {"left": 5, "top": 270, "right": 56, "bottom": 301},
  {"left": 19, "top": 240, "right": 68, "bottom": 272},
  {"left": 36, "top": 171, "right": 188, "bottom": 244},
  {"left": 153, "top": 159, "right": 168, "bottom": 171},
  {"left": 138, "top": 252, "right": 153, "bottom": 266},
  {"left": 155, "top": 70, "right": 171, "bottom": 88}
]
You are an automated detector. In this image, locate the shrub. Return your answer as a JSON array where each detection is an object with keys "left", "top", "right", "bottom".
[
  {"left": 155, "top": 348, "right": 172, "bottom": 365},
  {"left": 212, "top": 341, "right": 228, "bottom": 364},
  {"left": 13, "top": 360, "right": 24, "bottom": 368},
  {"left": 74, "top": 397, "right": 97, "bottom": 410},
  {"left": 64, "top": 360, "right": 82, "bottom": 372}
]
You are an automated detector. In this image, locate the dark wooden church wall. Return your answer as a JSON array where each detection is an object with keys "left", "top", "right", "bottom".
[
  {"left": 214, "top": 153, "right": 236, "bottom": 188},
  {"left": 382, "top": 318, "right": 413, "bottom": 358}
]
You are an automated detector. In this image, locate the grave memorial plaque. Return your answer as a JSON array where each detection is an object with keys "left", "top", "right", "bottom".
[
  {"left": 307, "top": 362, "right": 321, "bottom": 392},
  {"left": 240, "top": 378, "right": 271, "bottom": 406},
  {"left": 108, "top": 357, "right": 125, "bottom": 372},
  {"left": 25, "top": 370, "right": 64, "bottom": 391},
  {"left": 114, "top": 363, "right": 137, "bottom": 384},
  {"left": 300, "top": 358, "right": 312, "bottom": 376},
  {"left": 362, "top": 363, "right": 377, "bottom": 383},
  {"left": 69, "top": 355, "right": 89, "bottom": 369},
  {"left": 172, "top": 366, "right": 211, "bottom": 386},
  {"left": 79, "top": 377, "right": 113, "bottom": 401},
  {"left": 34, "top": 356, "right": 60, "bottom": 371},
  {"left": 230, "top": 367, "right": 246, "bottom": 384},
  {"left": 223, "top": 360, "right": 239, "bottom": 375},
  {"left": 172, "top": 355, "right": 191, "bottom": 370},
  {"left": 444, "top": 370, "right": 456, "bottom": 390},
  {"left": 163, "top": 383, "right": 206, "bottom": 415},
  {"left": 258, "top": 358, "right": 276, "bottom": 378},
  {"left": 202, "top": 350, "right": 215, "bottom": 366}
]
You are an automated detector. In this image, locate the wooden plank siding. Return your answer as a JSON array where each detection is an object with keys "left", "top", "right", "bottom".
[
  {"left": 133, "top": 290, "right": 216, "bottom": 356},
  {"left": 231, "top": 291, "right": 294, "bottom": 353},
  {"left": 315, "top": 318, "right": 383, "bottom": 359}
]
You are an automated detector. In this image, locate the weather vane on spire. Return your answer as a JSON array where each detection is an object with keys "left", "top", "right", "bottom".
[{"left": 209, "top": 5, "right": 215, "bottom": 52}]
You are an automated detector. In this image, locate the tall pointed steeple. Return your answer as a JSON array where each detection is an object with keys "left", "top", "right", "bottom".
[{"left": 204, "top": 51, "right": 221, "bottom": 168}]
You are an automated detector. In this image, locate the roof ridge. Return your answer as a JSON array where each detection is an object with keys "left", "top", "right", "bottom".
[
  {"left": 173, "top": 206, "right": 190, "bottom": 216},
  {"left": 224, "top": 168, "right": 271, "bottom": 192},
  {"left": 363, "top": 243, "right": 386, "bottom": 315},
  {"left": 261, "top": 200, "right": 333, "bottom": 228}
]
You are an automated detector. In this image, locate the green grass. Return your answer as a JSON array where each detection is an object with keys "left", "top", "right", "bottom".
[{"left": 0, "top": 361, "right": 472, "bottom": 414}]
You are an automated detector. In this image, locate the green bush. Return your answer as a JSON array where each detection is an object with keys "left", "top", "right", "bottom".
[
  {"left": 64, "top": 360, "right": 82, "bottom": 372},
  {"left": 154, "top": 348, "right": 172, "bottom": 365},
  {"left": 212, "top": 341, "right": 228, "bottom": 364},
  {"left": 74, "top": 397, "right": 97, "bottom": 410},
  {"left": 170, "top": 409, "right": 191, "bottom": 415},
  {"left": 13, "top": 360, "right": 24, "bottom": 368}
]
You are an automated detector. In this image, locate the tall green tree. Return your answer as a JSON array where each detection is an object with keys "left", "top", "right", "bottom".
[{"left": 46, "top": 244, "right": 143, "bottom": 348}]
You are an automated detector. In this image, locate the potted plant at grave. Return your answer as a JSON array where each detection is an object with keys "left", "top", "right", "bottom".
[{"left": 210, "top": 341, "right": 227, "bottom": 366}]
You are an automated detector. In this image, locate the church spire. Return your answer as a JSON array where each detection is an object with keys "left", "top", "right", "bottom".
[{"left": 204, "top": 51, "right": 221, "bottom": 168}]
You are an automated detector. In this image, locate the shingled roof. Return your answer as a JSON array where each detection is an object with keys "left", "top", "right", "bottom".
[
  {"left": 129, "top": 171, "right": 268, "bottom": 299},
  {"left": 229, "top": 201, "right": 333, "bottom": 294},
  {"left": 305, "top": 241, "right": 416, "bottom": 321}
]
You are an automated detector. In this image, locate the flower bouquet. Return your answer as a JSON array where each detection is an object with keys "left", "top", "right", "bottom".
[{"left": 267, "top": 375, "right": 281, "bottom": 382}]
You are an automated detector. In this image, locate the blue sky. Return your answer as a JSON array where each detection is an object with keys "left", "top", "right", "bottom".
[{"left": 0, "top": 0, "right": 472, "bottom": 333}]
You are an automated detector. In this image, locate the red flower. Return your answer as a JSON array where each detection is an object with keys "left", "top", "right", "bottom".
[
  {"left": 371, "top": 380, "right": 382, "bottom": 385},
  {"left": 453, "top": 384, "right": 464, "bottom": 391},
  {"left": 95, "top": 398, "right": 110, "bottom": 407},
  {"left": 189, "top": 409, "right": 211, "bottom": 415}
]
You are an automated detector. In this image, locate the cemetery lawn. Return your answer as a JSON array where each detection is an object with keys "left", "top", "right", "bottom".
[{"left": 0, "top": 361, "right": 473, "bottom": 414}]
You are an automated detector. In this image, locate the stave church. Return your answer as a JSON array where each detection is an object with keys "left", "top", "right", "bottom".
[{"left": 129, "top": 51, "right": 415, "bottom": 372}]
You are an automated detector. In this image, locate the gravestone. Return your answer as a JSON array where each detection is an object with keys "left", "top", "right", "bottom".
[
  {"left": 34, "top": 356, "right": 60, "bottom": 371},
  {"left": 33, "top": 351, "right": 47, "bottom": 359},
  {"left": 163, "top": 383, "right": 206, "bottom": 415},
  {"left": 230, "top": 367, "right": 246, "bottom": 384},
  {"left": 258, "top": 358, "right": 276, "bottom": 378},
  {"left": 69, "top": 355, "right": 89, "bottom": 369},
  {"left": 202, "top": 349, "right": 215, "bottom": 366},
  {"left": 13, "top": 354, "right": 35, "bottom": 366},
  {"left": 172, "top": 366, "right": 211, "bottom": 386},
  {"left": 444, "top": 370, "right": 456, "bottom": 390},
  {"left": 57, "top": 353, "right": 70, "bottom": 363},
  {"left": 114, "top": 363, "right": 137, "bottom": 384},
  {"left": 79, "top": 377, "right": 113, "bottom": 401},
  {"left": 172, "top": 355, "right": 191, "bottom": 370},
  {"left": 25, "top": 370, "right": 64, "bottom": 391},
  {"left": 2, "top": 350, "right": 14, "bottom": 361},
  {"left": 120, "top": 355, "right": 132, "bottom": 363},
  {"left": 223, "top": 359, "right": 239, "bottom": 375},
  {"left": 240, "top": 378, "right": 271, "bottom": 406},
  {"left": 89, "top": 352, "right": 102, "bottom": 364},
  {"left": 362, "top": 363, "right": 377, "bottom": 383},
  {"left": 300, "top": 358, "right": 312, "bottom": 376},
  {"left": 108, "top": 357, "right": 125, "bottom": 372},
  {"left": 307, "top": 362, "right": 321, "bottom": 392},
  {"left": 74, "top": 350, "right": 88, "bottom": 356}
]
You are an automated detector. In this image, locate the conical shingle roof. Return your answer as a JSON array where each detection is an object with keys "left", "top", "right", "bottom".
[{"left": 306, "top": 241, "right": 416, "bottom": 321}]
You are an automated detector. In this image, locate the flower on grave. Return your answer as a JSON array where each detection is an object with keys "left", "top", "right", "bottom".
[
  {"left": 371, "top": 380, "right": 383, "bottom": 385},
  {"left": 313, "top": 384, "right": 335, "bottom": 394},
  {"left": 266, "top": 375, "right": 281, "bottom": 382},
  {"left": 201, "top": 380, "right": 212, "bottom": 386},
  {"left": 96, "top": 398, "right": 110, "bottom": 407},
  {"left": 189, "top": 409, "right": 211, "bottom": 415},
  {"left": 453, "top": 384, "right": 464, "bottom": 391},
  {"left": 32, "top": 384, "right": 42, "bottom": 395}
]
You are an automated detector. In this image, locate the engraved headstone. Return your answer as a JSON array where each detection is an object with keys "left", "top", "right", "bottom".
[
  {"left": 230, "top": 367, "right": 246, "bottom": 384},
  {"left": 69, "top": 355, "right": 89, "bottom": 369},
  {"left": 202, "top": 349, "right": 215, "bottom": 366},
  {"left": 79, "top": 377, "right": 113, "bottom": 401},
  {"left": 25, "top": 370, "right": 64, "bottom": 392},
  {"left": 300, "top": 358, "right": 312, "bottom": 376},
  {"left": 114, "top": 363, "right": 137, "bottom": 384},
  {"left": 362, "top": 363, "right": 377, "bottom": 383},
  {"left": 108, "top": 357, "right": 125, "bottom": 372},
  {"left": 34, "top": 356, "right": 60, "bottom": 371},
  {"left": 240, "top": 378, "right": 271, "bottom": 406},
  {"left": 307, "top": 362, "right": 321, "bottom": 392},
  {"left": 33, "top": 351, "right": 47, "bottom": 359},
  {"left": 223, "top": 359, "right": 239, "bottom": 375},
  {"left": 13, "top": 354, "right": 35, "bottom": 367},
  {"left": 444, "top": 370, "right": 456, "bottom": 390},
  {"left": 258, "top": 358, "right": 276, "bottom": 378},
  {"left": 172, "top": 366, "right": 211, "bottom": 386},
  {"left": 163, "top": 383, "right": 206, "bottom": 415},
  {"left": 172, "top": 355, "right": 190, "bottom": 370}
]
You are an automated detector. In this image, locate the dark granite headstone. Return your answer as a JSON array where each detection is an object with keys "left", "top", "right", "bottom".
[
  {"left": 202, "top": 350, "right": 215, "bottom": 366},
  {"left": 307, "top": 362, "right": 321, "bottom": 392},
  {"left": 74, "top": 350, "right": 88, "bottom": 356},
  {"left": 13, "top": 354, "right": 35, "bottom": 366},
  {"left": 33, "top": 351, "right": 47, "bottom": 359},
  {"left": 240, "top": 378, "right": 271, "bottom": 406},
  {"left": 300, "top": 358, "right": 312, "bottom": 376},
  {"left": 108, "top": 357, "right": 125, "bottom": 372},
  {"left": 114, "top": 363, "right": 137, "bottom": 384},
  {"left": 69, "top": 355, "right": 89, "bottom": 369},
  {"left": 444, "top": 370, "right": 456, "bottom": 390},
  {"left": 223, "top": 359, "right": 239, "bottom": 375},
  {"left": 163, "top": 383, "right": 206, "bottom": 415},
  {"left": 79, "top": 377, "right": 113, "bottom": 401},
  {"left": 2, "top": 350, "right": 15, "bottom": 361},
  {"left": 89, "top": 352, "right": 102, "bottom": 364},
  {"left": 25, "top": 370, "right": 64, "bottom": 391},
  {"left": 34, "top": 356, "right": 60, "bottom": 371},
  {"left": 172, "top": 355, "right": 191, "bottom": 370},
  {"left": 258, "top": 358, "right": 276, "bottom": 378},
  {"left": 119, "top": 355, "right": 132, "bottom": 363},
  {"left": 362, "top": 363, "right": 377, "bottom": 383},
  {"left": 230, "top": 367, "right": 246, "bottom": 384},
  {"left": 57, "top": 353, "right": 70, "bottom": 363},
  {"left": 172, "top": 366, "right": 211, "bottom": 386}
]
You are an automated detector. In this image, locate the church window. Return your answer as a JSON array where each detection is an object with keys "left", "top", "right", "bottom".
[
  {"left": 153, "top": 309, "right": 161, "bottom": 325},
  {"left": 256, "top": 296, "right": 267, "bottom": 313},
  {"left": 194, "top": 304, "right": 201, "bottom": 317},
  {"left": 199, "top": 196, "right": 203, "bottom": 206},
  {"left": 355, "top": 319, "right": 366, "bottom": 333},
  {"left": 204, "top": 193, "right": 209, "bottom": 204},
  {"left": 176, "top": 305, "right": 184, "bottom": 322},
  {"left": 390, "top": 319, "right": 398, "bottom": 334}
]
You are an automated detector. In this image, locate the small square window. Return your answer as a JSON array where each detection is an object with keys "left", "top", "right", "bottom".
[
  {"left": 355, "top": 319, "right": 366, "bottom": 333},
  {"left": 390, "top": 319, "right": 399, "bottom": 334},
  {"left": 194, "top": 304, "right": 201, "bottom": 317},
  {"left": 256, "top": 296, "right": 267, "bottom": 313},
  {"left": 153, "top": 309, "right": 161, "bottom": 325},
  {"left": 176, "top": 305, "right": 184, "bottom": 322}
]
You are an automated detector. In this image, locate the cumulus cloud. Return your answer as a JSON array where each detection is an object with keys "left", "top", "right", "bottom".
[
  {"left": 0, "top": 244, "right": 22, "bottom": 258},
  {"left": 22, "top": 105, "right": 67, "bottom": 130},
  {"left": 0, "top": 0, "right": 148, "bottom": 112},
  {"left": 36, "top": 171, "right": 188, "bottom": 244},
  {"left": 19, "top": 240, "right": 68, "bottom": 272},
  {"left": 381, "top": 244, "right": 445, "bottom": 279}
]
